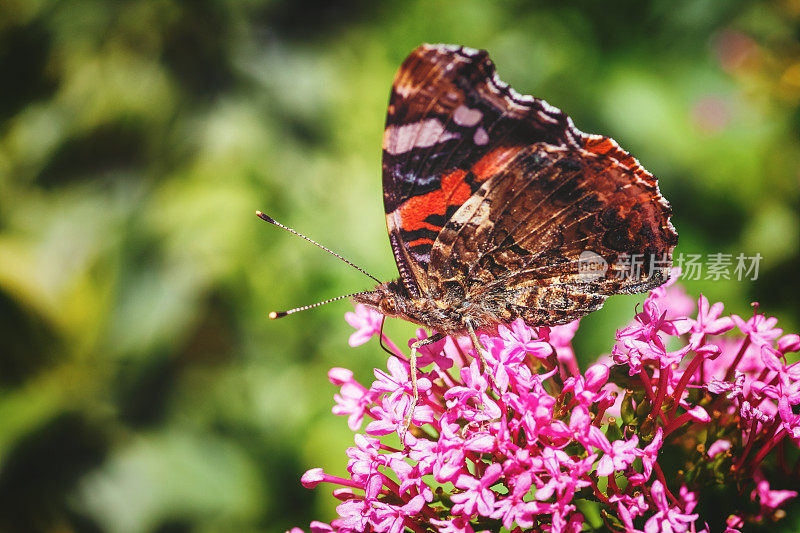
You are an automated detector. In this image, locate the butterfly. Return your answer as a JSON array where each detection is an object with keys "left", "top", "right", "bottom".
[{"left": 264, "top": 44, "right": 677, "bottom": 418}]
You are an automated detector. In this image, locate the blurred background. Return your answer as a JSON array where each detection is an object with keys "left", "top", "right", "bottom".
[{"left": 1, "top": 0, "right": 798, "bottom": 531}]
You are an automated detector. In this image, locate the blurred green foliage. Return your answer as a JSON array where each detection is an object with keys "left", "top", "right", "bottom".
[{"left": 0, "top": 0, "right": 798, "bottom": 531}]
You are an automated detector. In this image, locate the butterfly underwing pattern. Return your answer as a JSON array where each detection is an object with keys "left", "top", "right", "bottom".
[{"left": 352, "top": 44, "right": 678, "bottom": 341}]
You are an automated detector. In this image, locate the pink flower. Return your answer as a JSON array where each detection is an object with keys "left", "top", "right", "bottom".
[
  {"left": 372, "top": 356, "right": 431, "bottom": 402},
  {"left": 725, "top": 514, "right": 744, "bottom": 533},
  {"left": 388, "top": 456, "right": 432, "bottom": 500},
  {"left": 687, "top": 405, "right": 710, "bottom": 422},
  {"left": 778, "top": 396, "right": 800, "bottom": 441},
  {"left": 596, "top": 434, "right": 639, "bottom": 477},
  {"left": 496, "top": 318, "right": 553, "bottom": 361},
  {"left": 533, "top": 448, "right": 593, "bottom": 503},
  {"left": 679, "top": 485, "right": 699, "bottom": 514},
  {"left": 649, "top": 267, "right": 695, "bottom": 320},
  {"left": 331, "top": 370, "right": 374, "bottom": 430},
  {"left": 332, "top": 498, "right": 370, "bottom": 530},
  {"left": 296, "top": 292, "right": 800, "bottom": 532},
  {"left": 345, "top": 303, "right": 383, "bottom": 346},
  {"left": 451, "top": 463, "right": 503, "bottom": 517},
  {"left": 371, "top": 495, "right": 425, "bottom": 533},
  {"left": 346, "top": 433, "right": 387, "bottom": 485},
  {"left": 562, "top": 363, "right": 609, "bottom": 406},
  {"left": 687, "top": 295, "right": 735, "bottom": 347},
  {"left": 507, "top": 384, "right": 556, "bottom": 438},
  {"left": 627, "top": 428, "right": 663, "bottom": 485},
  {"left": 613, "top": 296, "right": 692, "bottom": 371},
  {"left": 366, "top": 394, "right": 434, "bottom": 436},
  {"left": 552, "top": 504, "right": 582, "bottom": 533},
  {"left": 637, "top": 294, "right": 691, "bottom": 336},
  {"left": 548, "top": 319, "right": 581, "bottom": 374},
  {"left": 428, "top": 516, "right": 475, "bottom": 533},
  {"left": 707, "top": 439, "right": 731, "bottom": 458},
  {"left": 301, "top": 468, "right": 325, "bottom": 488},
  {"left": 644, "top": 480, "right": 699, "bottom": 533},
  {"left": 778, "top": 333, "right": 800, "bottom": 353},
  {"left": 610, "top": 492, "right": 649, "bottom": 530},
  {"left": 433, "top": 441, "right": 467, "bottom": 483},
  {"left": 491, "top": 470, "right": 542, "bottom": 529},
  {"left": 482, "top": 320, "right": 552, "bottom": 391},
  {"left": 328, "top": 367, "right": 354, "bottom": 385},
  {"left": 732, "top": 308, "right": 782, "bottom": 347},
  {"left": 444, "top": 360, "right": 501, "bottom": 421},
  {"left": 751, "top": 469, "right": 797, "bottom": 519},
  {"left": 549, "top": 319, "right": 580, "bottom": 347},
  {"left": 411, "top": 328, "right": 456, "bottom": 369},
  {"left": 707, "top": 371, "right": 745, "bottom": 398},
  {"left": 406, "top": 422, "right": 466, "bottom": 483}
]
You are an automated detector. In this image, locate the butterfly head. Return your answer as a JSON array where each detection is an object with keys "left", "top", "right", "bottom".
[
  {"left": 352, "top": 279, "right": 414, "bottom": 320},
  {"left": 352, "top": 278, "right": 472, "bottom": 335}
]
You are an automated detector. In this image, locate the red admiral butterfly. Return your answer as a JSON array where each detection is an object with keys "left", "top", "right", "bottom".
[{"left": 262, "top": 44, "right": 677, "bottom": 412}]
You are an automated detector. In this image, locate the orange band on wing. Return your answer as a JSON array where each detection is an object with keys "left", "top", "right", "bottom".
[
  {"left": 471, "top": 146, "right": 519, "bottom": 180},
  {"left": 583, "top": 137, "right": 655, "bottom": 185},
  {"left": 406, "top": 237, "right": 435, "bottom": 248},
  {"left": 398, "top": 169, "right": 470, "bottom": 232}
]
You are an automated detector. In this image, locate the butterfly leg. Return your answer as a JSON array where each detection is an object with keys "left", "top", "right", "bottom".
[
  {"left": 404, "top": 332, "right": 445, "bottom": 434},
  {"left": 465, "top": 319, "right": 498, "bottom": 392}
]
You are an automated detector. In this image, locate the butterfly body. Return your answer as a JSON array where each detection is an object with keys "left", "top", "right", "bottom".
[{"left": 354, "top": 277, "right": 514, "bottom": 336}]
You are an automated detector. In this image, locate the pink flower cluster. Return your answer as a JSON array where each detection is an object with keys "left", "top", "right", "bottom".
[{"left": 294, "top": 274, "right": 800, "bottom": 532}]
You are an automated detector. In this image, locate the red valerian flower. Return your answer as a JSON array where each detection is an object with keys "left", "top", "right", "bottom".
[
  {"left": 344, "top": 304, "right": 383, "bottom": 347},
  {"left": 292, "top": 282, "right": 799, "bottom": 532}
]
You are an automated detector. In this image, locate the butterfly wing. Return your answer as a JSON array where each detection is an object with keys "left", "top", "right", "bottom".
[
  {"left": 429, "top": 144, "right": 677, "bottom": 326},
  {"left": 383, "top": 44, "right": 677, "bottom": 326},
  {"left": 382, "top": 44, "right": 580, "bottom": 298}
]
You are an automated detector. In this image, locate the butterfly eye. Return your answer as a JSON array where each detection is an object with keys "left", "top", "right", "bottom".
[{"left": 379, "top": 297, "right": 397, "bottom": 315}]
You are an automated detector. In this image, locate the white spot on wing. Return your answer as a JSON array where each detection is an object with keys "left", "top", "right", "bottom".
[
  {"left": 384, "top": 118, "right": 458, "bottom": 155},
  {"left": 394, "top": 82, "right": 414, "bottom": 98},
  {"left": 473, "top": 127, "right": 489, "bottom": 145},
  {"left": 410, "top": 251, "right": 431, "bottom": 264},
  {"left": 453, "top": 105, "right": 483, "bottom": 127}
]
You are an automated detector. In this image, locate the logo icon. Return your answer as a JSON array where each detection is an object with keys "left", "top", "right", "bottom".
[{"left": 578, "top": 251, "right": 608, "bottom": 282}]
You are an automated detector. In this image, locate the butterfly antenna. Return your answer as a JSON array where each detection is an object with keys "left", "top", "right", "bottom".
[
  {"left": 269, "top": 290, "right": 376, "bottom": 319},
  {"left": 257, "top": 211, "right": 382, "bottom": 284}
]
